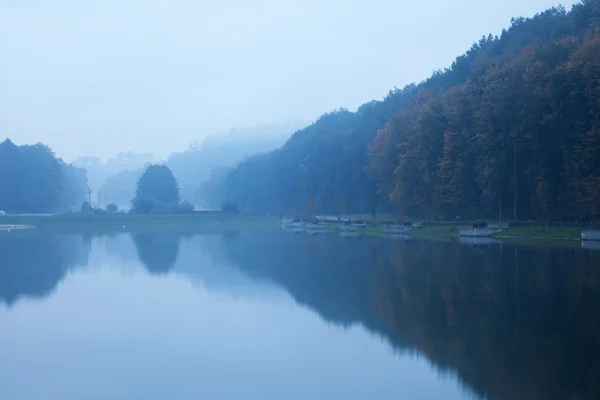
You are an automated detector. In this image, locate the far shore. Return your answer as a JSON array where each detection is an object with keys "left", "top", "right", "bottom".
[
  {"left": 0, "top": 214, "right": 598, "bottom": 242},
  {"left": 0, "top": 213, "right": 278, "bottom": 234}
]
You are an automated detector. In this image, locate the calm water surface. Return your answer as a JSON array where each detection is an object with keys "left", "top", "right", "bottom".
[{"left": 1, "top": 231, "right": 599, "bottom": 400}]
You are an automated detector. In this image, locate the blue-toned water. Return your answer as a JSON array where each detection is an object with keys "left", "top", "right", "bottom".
[{"left": 1, "top": 231, "right": 598, "bottom": 400}]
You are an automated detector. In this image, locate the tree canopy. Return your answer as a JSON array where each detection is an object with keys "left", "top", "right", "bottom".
[
  {"left": 368, "top": 3, "right": 600, "bottom": 221},
  {"left": 0, "top": 139, "right": 88, "bottom": 213},
  {"left": 208, "top": 1, "right": 600, "bottom": 221},
  {"left": 132, "top": 164, "right": 180, "bottom": 213}
]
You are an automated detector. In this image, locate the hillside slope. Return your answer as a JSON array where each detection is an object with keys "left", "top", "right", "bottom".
[
  {"left": 99, "top": 122, "right": 304, "bottom": 208},
  {"left": 217, "top": 1, "right": 600, "bottom": 220}
]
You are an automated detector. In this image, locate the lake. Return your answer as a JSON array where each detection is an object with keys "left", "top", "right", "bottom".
[{"left": 1, "top": 231, "right": 599, "bottom": 400}]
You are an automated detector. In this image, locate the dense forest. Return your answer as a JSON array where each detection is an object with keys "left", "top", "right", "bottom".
[
  {"left": 215, "top": 1, "right": 600, "bottom": 221},
  {"left": 0, "top": 139, "right": 89, "bottom": 213},
  {"left": 217, "top": 96, "right": 409, "bottom": 214}
]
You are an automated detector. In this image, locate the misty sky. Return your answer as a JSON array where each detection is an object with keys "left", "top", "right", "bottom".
[{"left": 1, "top": 0, "right": 578, "bottom": 161}]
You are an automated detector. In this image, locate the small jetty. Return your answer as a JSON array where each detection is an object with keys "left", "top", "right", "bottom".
[
  {"left": 0, "top": 224, "right": 32, "bottom": 232},
  {"left": 582, "top": 240, "right": 600, "bottom": 251},
  {"left": 315, "top": 216, "right": 349, "bottom": 224},
  {"left": 340, "top": 220, "right": 368, "bottom": 232},
  {"left": 458, "top": 236, "right": 503, "bottom": 245},
  {"left": 581, "top": 230, "right": 600, "bottom": 241},
  {"left": 282, "top": 217, "right": 305, "bottom": 229},
  {"left": 459, "top": 220, "right": 505, "bottom": 237},
  {"left": 281, "top": 218, "right": 294, "bottom": 226},
  {"left": 384, "top": 225, "right": 414, "bottom": 234},
  {"left": 384, "top": 221, "right": 414, "bottom": 234},
  {"left": 340, "top": 230, "right": 365, "bottom": 239},
  {"left": 305, "top": 218, "right": 330, "bottom": 231}
]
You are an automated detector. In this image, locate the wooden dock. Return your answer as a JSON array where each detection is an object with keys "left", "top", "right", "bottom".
[
  {"left": 459, "top": 228, "right": 505, "bottom": 237},
  {"left": 581, "top": 230, "right": 600, "bottom": 241},
  {"left": 0, "top": 224, "right": 33, "bottom": 231}
]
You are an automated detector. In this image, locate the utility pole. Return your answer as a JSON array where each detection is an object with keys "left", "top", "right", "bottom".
[{"left": 97, "top": 191, "right": 101, "bottom": 209}]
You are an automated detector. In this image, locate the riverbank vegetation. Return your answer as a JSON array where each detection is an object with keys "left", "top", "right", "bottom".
[
  {"left": 208, "top": 1, "right": 600, "bottom": 224},
  {"left": 0, "top": 139, "right": 88, "bottom": 214},
  {"left": 3, "top": 2, "right": 600, "bottom": 229}
]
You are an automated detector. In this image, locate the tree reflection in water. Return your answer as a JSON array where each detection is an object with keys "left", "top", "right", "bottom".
[
  {"left": 216, "top": 232, "right": 600, "bottom": 400},
  {"left": 133, "top": 233, "right": 181, "bottom": 275}
]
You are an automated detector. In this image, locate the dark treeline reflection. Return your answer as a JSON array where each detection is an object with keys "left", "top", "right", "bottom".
[
  {"left": 0, "top": 234, "right": 90, "bottom": 306},
  {"left": 212, "top": 232, "right": 600, "bottom": 400},
  {"left": 132, "top": 234, "right": 181, "bottom": 275},
  {"left": 2, "top": 230, "right": 600, "bottom": 399},
  {"left": 0, "top": 232, "right": 183, "bottom": 304}
]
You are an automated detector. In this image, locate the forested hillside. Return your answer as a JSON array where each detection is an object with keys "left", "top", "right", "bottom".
[
  {"left": 218, "top": 1, "right": 600, "bottom": 220},
  {"left": 169, "top": 122, "right": 306, "bottom": 206},
  {"left": 0, "top": 139, "right": 89, "bottom": 213},
  {"left": 369, "top": 1, "right": 600, "bottom": 221},
  {"left": 99, "top": 122, "right": 303, "bottom": 208},
  {"left": 220, "top": 93, "right": 415, "bottom": 214}
]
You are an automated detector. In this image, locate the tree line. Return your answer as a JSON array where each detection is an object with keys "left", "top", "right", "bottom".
[
  {"left": 369, "top": 3, "right": 600, "bottom": 221},
  {"left": 128, "top": 163, "right": 238, "bottom": 214},
  {"left": 0, "top": 139, "right": 88, "bottom": 214},
  {"left": 214, "top": 1, "right": 600, "bottom": 221},
  {"left": 0, "top": 138, "right": 227, "bottom": 215}
]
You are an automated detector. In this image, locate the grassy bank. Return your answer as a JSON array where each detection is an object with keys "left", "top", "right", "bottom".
[
  {"left": 0, "top": 214, "right": 593, "bottom": 241},
  {"left": 0, "top": 214, "right": 278, "bottom": 234},
  {"left": 402, "top": 224, "right": 583, "bottom": 240}
]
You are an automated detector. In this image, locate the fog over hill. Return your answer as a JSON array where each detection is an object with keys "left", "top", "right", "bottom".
[{"left": 89, "top": 121, "right": 306, "bottom": 208}]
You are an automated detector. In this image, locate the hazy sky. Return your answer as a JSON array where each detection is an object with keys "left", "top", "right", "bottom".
[{"left": 0, "top": 0, "right": 578, "bottom": 161}]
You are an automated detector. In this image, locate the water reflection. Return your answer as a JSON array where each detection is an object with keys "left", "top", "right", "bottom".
[
  {"left": 213, "top": 233, "right": 600, "bottom": 400},
  {"left": 133, "top": 233, "right": 181, "bottom": 275},
  {"left": 0, "top": 234, "right": 89, "bottom": 306},
  {"left": 0, "top": 231, "right": 599, "bottom": 400}
]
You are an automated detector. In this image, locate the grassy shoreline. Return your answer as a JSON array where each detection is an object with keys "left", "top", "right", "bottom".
[
  {"left": 334, "top": 222, "right": 586, "bottom": 240},
  {"left": 0, "top": 214, "right": 594, "bottom": 241},
  {"left": 0, "top": 214, "right": 279, "bottom": 234},
  {"left": 406, "top": 225, "right": 583, "bottom": 240}
]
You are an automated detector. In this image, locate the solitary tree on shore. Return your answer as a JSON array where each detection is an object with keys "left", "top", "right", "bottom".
[{"left": 132, "top": 165, "right": 180, "bottom": 214}]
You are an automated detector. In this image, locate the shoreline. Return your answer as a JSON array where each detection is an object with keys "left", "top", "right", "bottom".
[
  {"left": 0, "top": 214, "right": 598, "bottom": 242},
  {"left": 0, "top": 214, "right": 279, "bottom": 234}
]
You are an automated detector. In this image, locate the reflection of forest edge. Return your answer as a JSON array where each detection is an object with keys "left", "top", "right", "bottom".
[
  {"left": 1, "top": 232, "right": 599, "bottom": 400},
  {"left": 216, "top": 232, "right": 600, "bottom": 400},
  {"left": 0, "top": 234, "right": 90, "bottom": 306}
]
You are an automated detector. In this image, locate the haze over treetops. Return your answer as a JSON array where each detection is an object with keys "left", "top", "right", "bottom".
[
  {"left": 210, "top": 1, "right": 600, "bottom": 221},
  {"left": 2, "top": 1, "right": 600, "bottom": 221}
]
